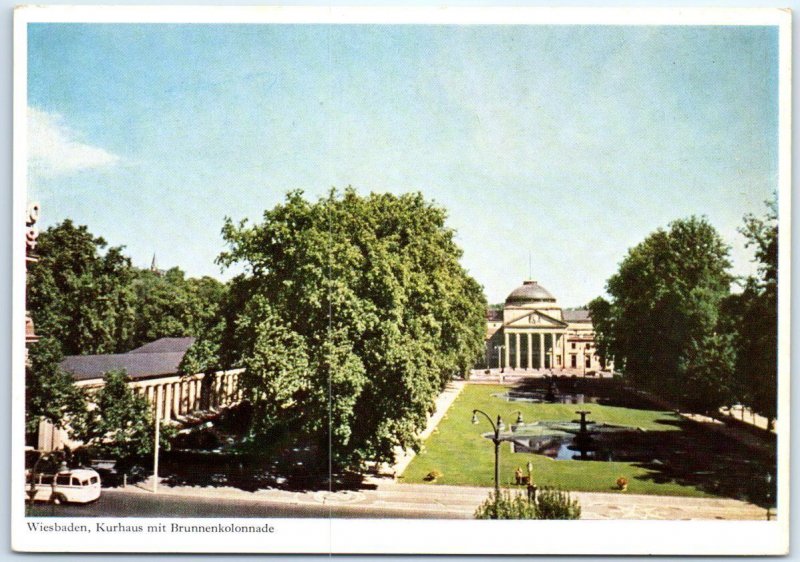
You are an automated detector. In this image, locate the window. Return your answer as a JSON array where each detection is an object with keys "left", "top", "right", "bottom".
[
  {"left": 585, "top": 356, "right": 591, "bottom": 368},
  {"left": 55, "top": 474, "right": 71, "bottom": 486},
  {"left": 90, "top": 476, "right": 99, "bottom": 485},
  {"left": 571, "top": 355, "right": 577, "bottom": 368},
  {"left": 571, "top": 343, "right": 576, "bottom": 349}
]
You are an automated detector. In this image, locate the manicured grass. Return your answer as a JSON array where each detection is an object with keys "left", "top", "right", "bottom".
[{"left": 402, "top": 384, "right": 713, "bottom": 497}]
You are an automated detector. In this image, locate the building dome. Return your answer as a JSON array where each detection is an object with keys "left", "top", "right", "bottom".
[{"left": 505, "top": 280, "right": 556, "bottom": 304}]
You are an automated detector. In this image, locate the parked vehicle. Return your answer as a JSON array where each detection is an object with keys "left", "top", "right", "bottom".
[{"left": 26, "top": 468, "right": 101, "bottom": 504}]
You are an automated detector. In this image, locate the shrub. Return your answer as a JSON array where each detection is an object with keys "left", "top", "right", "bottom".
[
  {"left": 474, "top": 487, "right": 581, "bottom": 520},
  {"left": 474, "top": 489, "right": 536, "bottom": 519},
  {"left": 534, "top": 487, "right": 582, "bottom": 519},
  {"left": 424, "top": 470, "right": 443, "bottom": 482}
]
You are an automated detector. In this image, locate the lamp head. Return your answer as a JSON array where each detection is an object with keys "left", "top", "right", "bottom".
[
  {"left": 471, "top": 412, "right": 479, "bottom": 425},
  {"left": 516, "top": 412, "right": 524, "bottom": 425},
  {"left": 498, "top": 418, "right": 505, "bottom": 431}
]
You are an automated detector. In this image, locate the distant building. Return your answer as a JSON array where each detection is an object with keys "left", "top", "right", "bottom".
[
  {"left": 36, "top": 337, "right": 243, "bottom": 451},
  {"left": 483, "top": 280, "right": 607, "bottom": 372}
]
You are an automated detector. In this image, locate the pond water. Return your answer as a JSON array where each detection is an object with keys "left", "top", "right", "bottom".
[{"left": 485, "top": 420, "right": 661, "bottom": 463}]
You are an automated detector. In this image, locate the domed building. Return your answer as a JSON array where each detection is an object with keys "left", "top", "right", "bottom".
[{"left": 484, "top": 280, "right": 606, "bottom": 372}]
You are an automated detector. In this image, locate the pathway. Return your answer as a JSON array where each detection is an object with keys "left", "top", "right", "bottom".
[{"left": 122, "top": 478, "right": 766, "bottom": 520}]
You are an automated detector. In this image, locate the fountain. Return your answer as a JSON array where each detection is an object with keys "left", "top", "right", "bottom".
[{"left": 567, "top": 410, "right": 597, "bottom": 460}]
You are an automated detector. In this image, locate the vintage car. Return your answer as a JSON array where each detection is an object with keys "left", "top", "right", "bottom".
[{"left": 26, "top": 468, "right": 101, "bottom": 504}]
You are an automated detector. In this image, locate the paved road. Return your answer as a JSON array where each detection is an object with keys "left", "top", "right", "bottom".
[{"left": 25, "top": 489, "right": 447, "bottom": 519}]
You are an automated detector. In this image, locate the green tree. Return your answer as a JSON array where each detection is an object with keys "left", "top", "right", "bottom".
[
  {"left": 729, "top": 201, "right": 779, "bottom": 427},
  {"left": 27, "top": 220, "right": 138, "bottom": 356},
  {"left": 25, "top": 335, "right": 87, "bottom": 434},
  {"left": 598, "top": 217, "right": 734, "bottom": 409},
  {"left": 75, "top": 370, "right": 155, "bottom": 460},
  {"left": 587, "top": 297, "right": 612, "bottom": 370},
  {"left": 217, "top": 188, "right": 486, "bottom": 468},
  {"left": 131, "top": 268, "right": 227, "bottom": 349}
]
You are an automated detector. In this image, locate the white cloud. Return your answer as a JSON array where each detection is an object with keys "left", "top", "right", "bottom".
[{"left": 28, "top": 107, "right": 120, "bottom": 178}]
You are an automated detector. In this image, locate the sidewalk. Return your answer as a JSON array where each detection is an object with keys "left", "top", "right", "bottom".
[{"left": 116, "top": 478, "right": 766, "bottom": 520}]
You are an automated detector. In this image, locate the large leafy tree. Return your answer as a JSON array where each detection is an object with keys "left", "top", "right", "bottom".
[
  {"left": 216, "top": 189, "right": 486, "bottom": 468},
  {"left": 727, "top": 201, "right": 779, "bottom": 427},
  {"left": 25, "top": 335, "right": 86, "bottom": 434},
  {"left": 73, "top": 370, "right": 155, "bottom": 459},
  {"left": 597, "top": 217, "right": 734, "bottom": 410},
  {"left": 27, "top": 220, "right": 138, "bottom": 356},
  {"left": 131, "top": 268, "right": 227, "bottom": 347}
]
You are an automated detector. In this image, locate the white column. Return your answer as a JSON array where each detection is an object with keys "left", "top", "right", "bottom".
[
  {"left": 172, "top": 382, "right": 180, "bottom": 416},
  {"left": 163, "top": 383, "right": 172, "bottom": 420},
  {"left": 527, "top": 332, "right": 533, "bottom": 370},
  {"left": 196, "top": 376, "right": 203, "bottom": 409},
  {"left": 146, "top": 385, "right": 155, "bottom": 411},
  {"left": 504, "top": 332, "right": 510, "bottom": 370},
  {"left": 539, "top": 333, "right": 545, "bottom": 370},
  {"left": 180, "top": 381, "right": 187, "bottom": 414},
  {"left": 215, "top": 374, "right": 222, "bottom": 408},
  {"left": 515, "top": 333, "right": 520, "bottom": 370}
]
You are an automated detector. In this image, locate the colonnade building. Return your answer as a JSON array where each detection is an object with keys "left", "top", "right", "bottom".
[
  {"left": 35, "top": 337, "right": 243, "bottom": 451},
  {"left": 485, "top": 280, "right": 606, "bottom": 372}
]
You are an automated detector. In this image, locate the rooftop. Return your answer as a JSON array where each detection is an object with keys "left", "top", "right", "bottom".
[
  {"left": 60, "top": 337, "right": 195, "bottom": 382},
  {"left": 563, "top": 309, "right": 592, "bottom": 322},
  {"left": 128, "top": 337, "right": 195, "bottom": 354},
  {"left": 505, "top": 280, "right": 556, "bottom": 304}
]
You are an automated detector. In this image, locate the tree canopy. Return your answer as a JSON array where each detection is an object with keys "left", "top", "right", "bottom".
[
  {"left": 724, "top": 201, "right": 779, "bottom": 425},
  {"left": 216, "top": 189, "right": 487, "bottom": 468},
  {"left": 596, "top": 216, "right": 735, "bottom": 411},
  {"left": 72, "top": 370, "right": 158, "bottom": 460},
  {"left": 26, "top": 219, "right": 226, "bottom": 437},
  {"left": 27, "top": 220, "right": 138, "bottom": 356}
]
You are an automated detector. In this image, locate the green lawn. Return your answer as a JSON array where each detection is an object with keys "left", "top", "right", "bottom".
[{"left": 401, "top": 384, "right": 713, "bottom": 497}]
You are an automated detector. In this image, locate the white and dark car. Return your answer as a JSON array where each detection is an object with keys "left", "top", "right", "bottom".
[{"left": 26, "top": 468, "right": 102, "bottom": 505}]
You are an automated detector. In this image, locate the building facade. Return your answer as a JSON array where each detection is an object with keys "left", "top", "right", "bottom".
[
  {"left": 484, "top": 280, "right": 606, "bottom": 373},
  {"left": 36, "top": 337, "right": 243, "bottom": 451}
]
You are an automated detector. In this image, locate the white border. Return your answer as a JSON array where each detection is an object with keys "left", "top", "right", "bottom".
[
  {"left": 8, "top": 5, "right": 795, "bottom": 25},
  {"left": 11, "top": 5, "right": 792, "bottom": 555}
]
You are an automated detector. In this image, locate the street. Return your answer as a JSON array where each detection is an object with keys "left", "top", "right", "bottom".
[{"left": 25, "top": 488, "right": 452, "bottom": 519}]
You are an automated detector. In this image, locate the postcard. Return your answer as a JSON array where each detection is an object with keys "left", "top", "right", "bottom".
[{"left": 11, "top": 5, "right": 791, "bottom": 555}]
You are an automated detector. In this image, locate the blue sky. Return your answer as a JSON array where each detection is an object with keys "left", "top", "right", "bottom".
[{"left": 27, "top": 24, "right": 779, "bottom": 306}]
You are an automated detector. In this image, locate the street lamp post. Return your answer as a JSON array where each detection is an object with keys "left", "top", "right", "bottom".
[{"left": 471, "top": 409, "right": 505, "bottom": 496}]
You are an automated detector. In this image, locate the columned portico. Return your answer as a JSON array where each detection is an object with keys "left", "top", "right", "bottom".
[{"left": 482, "top": 280, "right": 608, "bottom": 376}]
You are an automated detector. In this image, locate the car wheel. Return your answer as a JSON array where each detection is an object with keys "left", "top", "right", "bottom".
[{"left": 51, "top": 493, "right": 66, "bottom": 505}]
